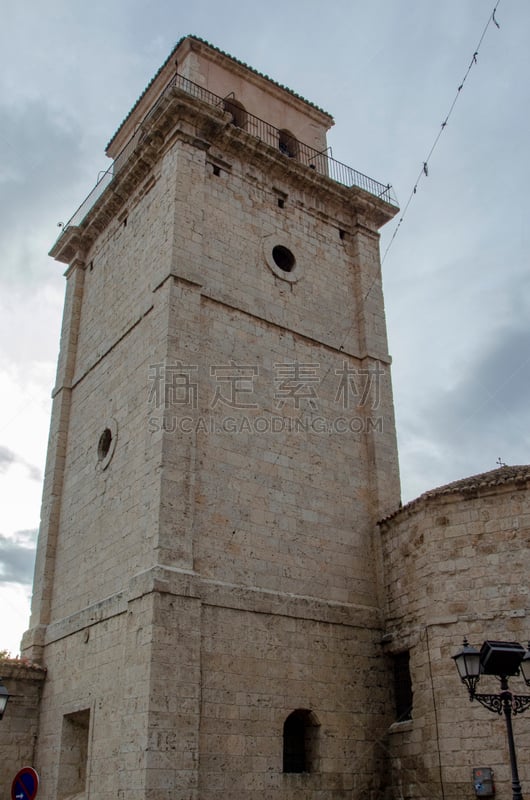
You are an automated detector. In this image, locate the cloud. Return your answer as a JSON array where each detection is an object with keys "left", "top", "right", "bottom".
[
  {"left": 0, "top": 96, "right": 111, "bottom": 293},
  {"left": 430, "top": 323, "right": 530, "bottom": 447},
  {"left": 0, "top": 445, "right": 42, "bottom": 482},
  {"left": 0, "top": 446, "right": 16, "bottom": 473},
  {"left": 0, "top": 529, "right": 37, "bottom": 586},
  {"left": 397, "top": 319, "right": 530, "bottom": 502},
  {"left": 0, "top": 100, "right": 86, "bottom": 266}
]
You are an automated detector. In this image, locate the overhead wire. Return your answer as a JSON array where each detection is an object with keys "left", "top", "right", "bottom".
[
  {"left": 281, "top": 2, "right": 507, "bottom": 464},
  {"left": 380, "top": 0, "right": 503, "bottom": 267}
]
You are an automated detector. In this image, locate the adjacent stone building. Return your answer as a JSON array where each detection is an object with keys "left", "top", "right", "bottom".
[
  {"left": 0, "top": 658, "right": 46, "bottom": 787},
  {"left": 0, "top": 34, "right": 528, "bottom": 800},
  {"left": 379, "top": 465, "right": 530, "bottom": 800}
]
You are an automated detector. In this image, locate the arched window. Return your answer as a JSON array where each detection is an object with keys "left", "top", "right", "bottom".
[
  {"left": 278, "top": 129, "right": 299, "bottom": 160},
  {"left": 223, "top": 97, "right": 248, "bottom": 129},
  {"left": 282, "top": 709, "right": 319, "bottom": 773}
]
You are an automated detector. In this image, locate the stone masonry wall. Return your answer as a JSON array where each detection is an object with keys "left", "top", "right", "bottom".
[
  {"left": 146, "top": 592, "right": 394, "bottom": 800},
  {"left": 379, "top": 476, "right": 530, "bottom": 800},
  {"left": 0, "top": 660, "right": 46, "bottom": 797},
  {"left": 25, "top": 53, "right": 401, "bottom": 799}
]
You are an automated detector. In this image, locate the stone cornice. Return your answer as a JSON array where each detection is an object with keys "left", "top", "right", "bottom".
[
  {"left": 0, "top": 660, "right": 47, "bottom": 679},
  {"left": 106, "top": 35, "right": 334, "bottom": 157},
  {"left": 35, "top": 566, "right": 383, "bottom": 647},
  {"left": 50, "top": 86, "right": 396, "bottom": 265}
]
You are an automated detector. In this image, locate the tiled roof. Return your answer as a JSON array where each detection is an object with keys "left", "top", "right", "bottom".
[
  {"left": 107, "top": 34, "right": 332, "bottom": 151},
  {"left": 381, "top": 465, "right": 530, "bottom": 524},
  {"left": 421, "top": 464, "right": 530, "bottom": 497}
]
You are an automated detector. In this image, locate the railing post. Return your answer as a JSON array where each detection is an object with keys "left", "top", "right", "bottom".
[{"left": 54, "top": 71, "right": 397, "bottom": 239}]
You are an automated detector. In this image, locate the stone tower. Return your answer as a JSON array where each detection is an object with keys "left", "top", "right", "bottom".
[{"left": 22, "top": 36, "right": 400, "bottom": 800}]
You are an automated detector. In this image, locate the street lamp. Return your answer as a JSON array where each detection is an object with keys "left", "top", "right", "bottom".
[
  {"left": 452, "top": 639, "right": 530, "bottom": 800},
  {"left": 0, "top": 678, "right": 10, "bottom": 720}
]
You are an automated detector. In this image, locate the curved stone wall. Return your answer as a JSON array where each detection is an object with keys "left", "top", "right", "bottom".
[{"left": 379, "top": 467, "right": 530, "bottom": 800}]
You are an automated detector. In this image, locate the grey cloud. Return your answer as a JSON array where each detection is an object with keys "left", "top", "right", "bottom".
[
  {"left": 414, "top": 323, "right": 530, "bottom": 477},
  {"left": 0, "top": 445, "right": 42, "bottom": 481},
  {"left": 26, "top": 465, "right": 43, "bottom": 482},
  {"left": 0, "top": 446, "right": 16, "bottom": 472},
  {"left": 0, "top": 99, "right": 82, "bottom": 193},
  {"left": 396, "top": 315, "right": 530, "bottom": 503},
  {"left": 438, "top": 327, "right": 530, "bottom": 435},
  {"left": 0, "top": 99, "right": 87, "bottom": 283},
  {"left": 0, "top": 529, "right": 37, "bottom": 586}
]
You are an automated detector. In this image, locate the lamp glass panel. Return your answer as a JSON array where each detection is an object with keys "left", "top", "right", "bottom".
[
  {"left": 453, "top": 644, "right": 480, "bottom": 680},
  {"left": 520, "top": 652, "right": 530, "bottom": 684}
]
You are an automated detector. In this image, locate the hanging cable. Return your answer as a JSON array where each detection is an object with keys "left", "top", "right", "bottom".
[{"left": 381, "top": 0, "right": 503, "bottom": 266}]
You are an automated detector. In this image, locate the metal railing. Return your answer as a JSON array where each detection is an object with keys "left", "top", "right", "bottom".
[
  {"left": 57, "top": 73, "right": 396, "bottom": 235},
  {"left": 171, "top": 73, "right": 396, "bottom": 203}
]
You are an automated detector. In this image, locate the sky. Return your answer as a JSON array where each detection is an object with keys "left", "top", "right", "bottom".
[{"left": 1, "top": 0, "right": 529, "bottom": 655}]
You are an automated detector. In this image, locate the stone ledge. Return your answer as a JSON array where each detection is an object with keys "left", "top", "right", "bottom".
[
  {"left": 33, "top": 565, "right": 383, "bottom": 646},
  {"left": 0, "top": 659, "right": 46, "bottom": 681},
  {"left": 388, "top": 719, "right": 413, "bottom": 735}
]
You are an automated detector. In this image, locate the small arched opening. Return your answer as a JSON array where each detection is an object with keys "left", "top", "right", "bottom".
[
  {"left": 282, "top": 709, "right": 320, "bottom": 773},
  {"left": 278, "top": 129, "right": 299, "bottom": 159},
  {"left": 223, "top": 97, "right": 248, "bottom": 129}
]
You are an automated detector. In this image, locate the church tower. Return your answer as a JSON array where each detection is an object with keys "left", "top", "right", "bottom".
[{"left": 23, "top": 36, "right": 400, "bottom": 800}]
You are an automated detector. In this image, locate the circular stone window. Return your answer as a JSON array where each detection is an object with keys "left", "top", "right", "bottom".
[
  {"left": 263, "top": 236, "right": 301, "bottom": 283},
  {"left": 272, "top": 245, "right": 295, "bottom": 273},
  {"left": 96, "top": 418, "right": 118, "bottom": 471},
  {"left": 98, "top": 428, "right": 112, "bottom": 459}
]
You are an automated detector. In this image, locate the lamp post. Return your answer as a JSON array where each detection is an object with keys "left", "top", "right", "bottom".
[
  {"left": 0, "top": 678, "right": 10, "bottom": 720},
  {"left": 453, "top": 639, "right": 530, "bottom": 800}
]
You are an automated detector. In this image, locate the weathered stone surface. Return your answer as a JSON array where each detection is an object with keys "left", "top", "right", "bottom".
[
  {"left": 379, "top": 469, "right": 530, "bottom": 800},
  {"left": 12, "top": 33, "right": 530, "bottom": 800},
  {"left": 13, "top": 34, "right": 412, "bottom": 800},
  {"left": 0, "top": 660, "right": 46, "bottom": 797}
]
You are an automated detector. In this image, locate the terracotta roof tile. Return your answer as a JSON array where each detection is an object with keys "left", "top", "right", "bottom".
[
  {"left": 107, "top": 34, "right": 332, "bottom": 151},
  {"left": 380, "top": 465, "right": 530, "bottom": 524}
]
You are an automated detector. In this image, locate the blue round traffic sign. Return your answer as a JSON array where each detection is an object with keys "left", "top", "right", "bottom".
[{"left": 11, "top": 767, "right": 39, "bottom": 800}]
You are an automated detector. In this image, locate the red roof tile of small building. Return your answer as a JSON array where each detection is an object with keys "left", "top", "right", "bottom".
[
  {"left": 107, "top": 34, "right": 332, "bottom": 151},
  {"left": 380, "top": 465, "right": 530, "bottom": 525}
]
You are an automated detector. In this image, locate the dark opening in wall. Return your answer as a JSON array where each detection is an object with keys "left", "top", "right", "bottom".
[
  {"left": 393, "top": 651, "right": 413, "bottom": 721},
  {"left": 223, "top": 97, "right": 248, "bottom": 129},
  {"left": 283, "top": 709, "right": 319, "bottom": 773},
  {"left": 98, "top": 428, "right": 112, "bottom": 461},
  {"left": 272, "top": 245, "right": 295, "bottom": 273},
  {"left": 278, "top": 129, "right": 299, "bottom": 159},
  {"left": 96, "top": 419, "right": 118, "bottom": 470}
]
